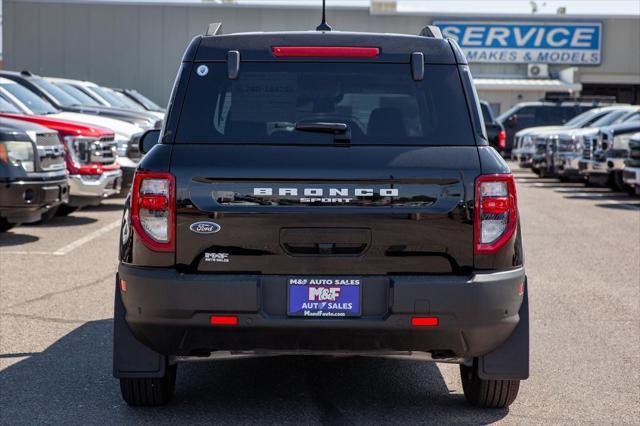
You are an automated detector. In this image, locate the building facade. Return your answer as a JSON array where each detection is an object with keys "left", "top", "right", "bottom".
[{"left": 3, "top": 0, "right": 639, "bottom": 111}]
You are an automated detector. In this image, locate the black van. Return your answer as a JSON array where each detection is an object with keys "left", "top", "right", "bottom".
[{"left": 114, "top": 24, "right": 529, "bottom": 409}]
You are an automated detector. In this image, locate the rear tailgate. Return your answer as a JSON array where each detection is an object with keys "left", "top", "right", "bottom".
[{"left": 173, "top": 144, "right": 479, "bottom": 274}]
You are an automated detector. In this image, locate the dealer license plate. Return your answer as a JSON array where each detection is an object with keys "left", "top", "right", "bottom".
[{"left": 288, "top": 277, "right": 361, "bottom": 318}]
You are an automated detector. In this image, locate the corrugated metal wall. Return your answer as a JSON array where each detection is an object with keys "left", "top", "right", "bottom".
[
  {"left": 4, "top": 0, "right": 640, "bottom": 105},
  {"left": 2, "top": 1, "right": 431, "bottom": 103}
]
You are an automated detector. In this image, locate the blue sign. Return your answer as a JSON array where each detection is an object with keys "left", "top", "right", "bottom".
[{"left": 433, "top": 21, "right": 602, "bottom": 64}]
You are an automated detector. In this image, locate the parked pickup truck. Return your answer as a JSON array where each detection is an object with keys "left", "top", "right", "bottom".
[
  {"left": 580, "top": 121, "right": 640, "bottom": 191},
  {"left": 546, "top": 107, "right": 640, "bottom": 181},
  {"left": 622, "top": 133, "right": 640, "bottom": 195},
  {"left": 0, "top": 102, "right": 122, "bottom": 212},
  {"left": 497, "top": 99, "right": 607, "bottom": 155},
  {"left": 114, "top": 25, "right": 529, "bottom": 409},
  {"left": 0, "top": 116, "right": 68, "bottom": 230},
  {"left": 0, "top": 77, "right": 141, "bottom": 191},
  {"left": 512, "top": 105, "right": 630, "bottom": 169}
]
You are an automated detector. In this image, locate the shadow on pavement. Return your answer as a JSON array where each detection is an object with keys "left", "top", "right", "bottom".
[
  {"left": 0, "top": 320, "right": 509, "bottom": 424},
  {"left": 563, "top": 193, "right": 634, "bottom": 201},
  {"left": 0, "top": 232, "right": 39, "bottom": 247},
  {"left": 82, "top": 203, "right": 125, "bottom": 212},
  {"left": 26, "top": 216, "right": 98, "bottom": 228},
  {"left": 595, "top": 203, "right": 640, "bottom": 210}
]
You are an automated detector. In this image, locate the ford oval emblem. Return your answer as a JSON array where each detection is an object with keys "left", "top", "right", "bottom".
[{"left": 190, "top": 221, "right": 221, "bottom": 234}]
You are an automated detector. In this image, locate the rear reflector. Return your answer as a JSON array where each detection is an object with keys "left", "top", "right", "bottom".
[
  {"left": 411, "top": 317, "right": 439, "bottom": 327},
  {"left": 272, "top": 46, "right": 380, "bottom": 58},
  {"left": 210, "top": 315, "right": 238, "bottom": 326}
]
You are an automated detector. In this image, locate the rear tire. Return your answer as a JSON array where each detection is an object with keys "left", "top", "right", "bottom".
[
  {"left": 119, "top": 364, "right": 177, "bottom": 407},
  {"left": 460, "top": 361, "right": 520, "bottom": 408}
]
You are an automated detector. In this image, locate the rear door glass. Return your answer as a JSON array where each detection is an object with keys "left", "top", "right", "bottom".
[{"left": 176, "top": 62, "right": 474, "bottom": 145}]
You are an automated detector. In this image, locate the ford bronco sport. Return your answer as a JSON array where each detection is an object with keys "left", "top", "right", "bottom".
[{"left": 114, "top": 23, "right": 529, "bottom": 408}]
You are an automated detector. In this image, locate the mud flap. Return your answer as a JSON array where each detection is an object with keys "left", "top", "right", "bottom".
[
  {"left": 113, "top": 273, "right": 167, "bottom": 378},
  {"left": 477, "top": 277, "right": 529, "bottom": 380}
]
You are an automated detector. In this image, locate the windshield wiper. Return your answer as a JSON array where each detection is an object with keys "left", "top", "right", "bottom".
[{"left": 294, "top": 121, "right": 351, "bottom": 143}]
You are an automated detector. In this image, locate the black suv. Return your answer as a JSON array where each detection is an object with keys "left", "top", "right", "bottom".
[
  {"left": 497, "top": 99, "right": 610, "bottom": 154},
  {"left": 114, "top": 24, "right": 529, "bottom": 408},
  {"left": 0, "top": 116, "right": 68, "bottom": 230}
]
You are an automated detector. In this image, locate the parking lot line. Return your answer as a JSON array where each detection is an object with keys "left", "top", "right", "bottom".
[{"left": 52, "top": 220, "right": 121, "bottom": 256}]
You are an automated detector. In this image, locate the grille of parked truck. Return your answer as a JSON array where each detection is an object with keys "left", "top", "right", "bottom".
[{"left": 0, "top": 95, "right": 122, "bottom": 212}]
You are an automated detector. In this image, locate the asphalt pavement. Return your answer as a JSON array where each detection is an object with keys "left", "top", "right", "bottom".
[{"left": 1, "top": 164, "right": 638, "bottom": 425}]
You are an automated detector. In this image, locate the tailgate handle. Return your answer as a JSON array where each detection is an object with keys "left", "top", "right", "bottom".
[{"left": 280, "top": 228, "right": 371, "bottom": 256}]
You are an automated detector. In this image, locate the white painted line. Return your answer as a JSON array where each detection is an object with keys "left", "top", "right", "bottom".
[
  {"left": 0, "top": 251, "right": 55, "bottom": 256},
  {"left": 52, "top": 220, "right": 121, "bottom": 256}
]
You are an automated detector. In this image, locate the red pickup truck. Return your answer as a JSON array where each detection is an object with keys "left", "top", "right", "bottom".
[{"left": 0, "top": 110, "right": 122, "bottom": 212}]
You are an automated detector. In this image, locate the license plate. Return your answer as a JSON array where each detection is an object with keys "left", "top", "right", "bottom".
[{"left": 288, "top": 277, "right": 361, "bottom": 318}]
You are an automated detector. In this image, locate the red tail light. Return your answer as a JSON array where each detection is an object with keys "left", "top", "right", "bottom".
[
  {"left": 131, "top": 171, "right": 175, "bottom": 252},
  {"left": 272, "top": 46, "right": 380, "bottom": 58},
  {"left": 498, "top": 130, "right": 507, "bottom": 150},
  {"left": 475, "top": 174, "right": 518, "bottom": 255},
  {"left": 210, "top": 315, "right": 238, "bottom": 326}
]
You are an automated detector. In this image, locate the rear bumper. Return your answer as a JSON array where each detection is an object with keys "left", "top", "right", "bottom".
[
  {"left": 0, "top": 177, "right": 69, "bottom": 223},
  {"left": 117, "top": 264, "right": 526, "bottom": 359},
  {"left": 68, "top": 169, "right": 122, "bottom": 200}
]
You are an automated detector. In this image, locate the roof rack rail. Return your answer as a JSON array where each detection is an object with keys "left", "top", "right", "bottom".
[
  {"left": 543, "top": 93, "right": 617, "bottom": 103},
  {"left": 205, "top": 23, "right": 223, "bottom": 36},
  {"left": 419, "top": 26, "right": 443, "bottom": 38}
]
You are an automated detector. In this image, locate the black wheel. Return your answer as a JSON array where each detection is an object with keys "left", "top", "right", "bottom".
[
  {"left": 56, "top": 204, "right": 79, "bottom": 216},
  {"left": 119, "top": 364, "right": 177, "bottom": 406},
  {"left": 460, "top": 361, "right": 520, "bottom": 409},
  {"left": 559, "top": 175, "right": 570, "bottom": 183},
  {"left": 0, "top": 217, "right": 17, "bottom": 232},
  {"left": 38, "top": 206, "right": 59, "bottom": 224}
]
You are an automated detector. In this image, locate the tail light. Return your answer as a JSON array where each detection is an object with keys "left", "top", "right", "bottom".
[
  {"left": 498, "top": 130, "right": 506, "bottom": 150},
  {"left": 475, "top": 174, "right": 518, "bottom": 254},
  {"left": 131, "top": 171, "right": 175, "bottom": 252}
]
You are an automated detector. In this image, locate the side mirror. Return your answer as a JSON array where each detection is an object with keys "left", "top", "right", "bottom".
[
  {"left": 506, "top": 114, "right": 518, "bottom": 127},
  {"left": 139, "top": 129, "right": 161, "bottom": 154}
]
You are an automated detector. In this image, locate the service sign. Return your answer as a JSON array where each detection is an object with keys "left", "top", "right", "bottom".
[{"left": 433, "top": 21, "right": 602, "bottom": 65}]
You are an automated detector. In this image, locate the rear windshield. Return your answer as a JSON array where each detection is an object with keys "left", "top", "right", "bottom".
[{"left": 176, "top": 62, "right": 474, "bottom": 145}]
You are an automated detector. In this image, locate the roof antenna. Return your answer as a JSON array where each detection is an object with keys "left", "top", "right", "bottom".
[{"left": 316, "top": 0, "right": 332, "bottom": 31}]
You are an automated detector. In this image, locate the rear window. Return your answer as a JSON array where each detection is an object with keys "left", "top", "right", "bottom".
[{"left": 176, "top": 62, "right": 474, "bottom": 145}]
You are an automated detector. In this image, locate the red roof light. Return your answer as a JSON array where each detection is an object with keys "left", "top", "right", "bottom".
[{"left": 272, "top": 46, "right": 379, "bottom": 58}]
